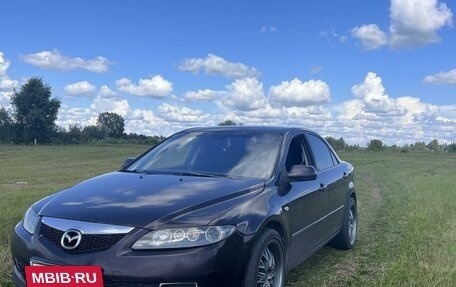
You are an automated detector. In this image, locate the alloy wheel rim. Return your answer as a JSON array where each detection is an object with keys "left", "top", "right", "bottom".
[
  {"left": 348, "top": 207, "right": 357, "bottom": 245},
  {"left": 257, "top": 242, "right": 283, "bottom": 287}
]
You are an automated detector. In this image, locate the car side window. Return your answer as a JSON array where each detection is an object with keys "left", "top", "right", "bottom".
[
  {"left": 330, "top": 150, "right": 339, "bottom": 165},
  {"left": 285, "top": 136, "right": 310, "bottom": 172},
  {"left": 306, "top": 134, "right": 335, "bottom": 171}
]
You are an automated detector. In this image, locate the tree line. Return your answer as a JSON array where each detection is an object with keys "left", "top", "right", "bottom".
[
  {"left": 0, "top": 77, "right": 164, "bottom": 145},
  {"left": 325, "top": 137, "right": 456, "bottom": 153},
  {"left": 1, "top": 77, "right": 455, "bottom": 152}
]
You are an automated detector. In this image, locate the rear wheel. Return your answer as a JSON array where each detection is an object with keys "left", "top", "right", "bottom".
[
  {"left": 243, "top": 229, "right": 285, "bottom": 287},
  {"left": 331, "top": 196, "right": 357, "bottom": 250}
]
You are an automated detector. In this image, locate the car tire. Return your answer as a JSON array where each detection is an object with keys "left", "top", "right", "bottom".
[
  {"left": 331, "top": 196, "right": 357, "bottom": 250},
  {"left": 243, "top": 228, "right": 285, "bottom": 287}
]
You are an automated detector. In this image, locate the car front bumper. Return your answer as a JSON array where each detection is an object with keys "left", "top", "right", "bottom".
[{"left": 11, "top": 221, "right": 254, "bottom": 287}]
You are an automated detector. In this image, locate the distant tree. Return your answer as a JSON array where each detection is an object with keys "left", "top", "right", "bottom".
[
  {"left": 125, "top": 132, "right": 148, "bottom": 144},
  {"left": 218, "top": 119, "right": 238, "bottom": 126},
  {"left": 11, "top": 77, "right": 61, "bottom": 143},
  {"left": 411, "top": 141, "right": 427, "bottom": 152},
  {"left": 400, "top": 144, "right": 410, "bottom": 153},
  {"left": 325, "top": 136, "right": 346, "bottom": 151},
  {"left": 82, "top": 125, "right": 108, "bottom": 141},
  {"left": 67, "top": 124, "right": 83, "bottom": 144},
  {"left": 0, "top": 107, "right": 14, "bottom": 143},
  {"left": 96, "top": 112, "right": 125, "bottom": 138},
  {"left": 389, "top": 144, "right": 400, "bottom": 152},
  {"left": 367, "top": 139, "right": 384, "bottom": 151},
  {"left": 447, "top": 142, "right": 456, "bottom": 153},
  {"left": 426, "top": 139, "right": 440, "bottom": 152},
  {"left": 345, "top": 144, "right": 360, "bottom": 151}
]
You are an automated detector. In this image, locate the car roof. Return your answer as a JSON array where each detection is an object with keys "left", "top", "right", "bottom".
[{"left": 182, "top": 126, "right": 315, "bottom": 135}]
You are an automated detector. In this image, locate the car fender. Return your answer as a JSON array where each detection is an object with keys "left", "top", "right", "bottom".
[{"left": 210, "top": 185, "right": 291, "bottom": 241}]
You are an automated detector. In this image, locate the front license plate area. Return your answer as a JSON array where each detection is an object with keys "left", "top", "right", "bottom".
[{"left": 25, "top": 265, "right": 104, "bottom": 287}]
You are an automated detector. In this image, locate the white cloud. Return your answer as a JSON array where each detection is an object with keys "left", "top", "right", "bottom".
[
  {"left": 98, "top": 85, "right": 118, "bottom": 98},
  {"left": 320, "top": 29, "right": 348, "bottom": 44},
  {"left": 269, "top": 78, "right": 331, "bottom": 107},
  {"left": 64, "top": 81, "right": 96, "bottom": 96},
  {"left": 179, "top": 54, "right": 260, "bottom": 79},
  {"left": 390, "top": 0, "right": 453, "bottom": 48},
  {"left": 351, "top": 0, "right": 453, "bottom": 50},
  {"left": 309, "top": 65, "right": 323, "bottom": 75},
  {"left": 184, "top": 89, "right": 221, "bottom": 102},
  {"left": 339, "top": 35, "right": 349, "bottom": 43},
  {"left": 89, "top": 87, "right": 130, "bottom": 117},
  {"left": 396, "top": 96, "right": 438, "bottom": 124},
  {"left": 437, "top": 105, "right": 456, "bottom": 121},
  {"left": 0, "top": 91, "right": 12, "bottom": 107},
  {"left": 217, "top": 104, "right": 334, "bottom": 132},
  {"left": 125, "top": 109, "right": 172, "bottom": 136},
  {"left": 56, "top": 106, "right": 95, "bottom": 128},
  {"left": 329, "top": 72, "right": 454, "bottom": 145},
  {"left": 58, "top": 86, "right": 125, "bottom": 129},
  {"left": 66, "top": 106, "right": 171, "bottom": 137},
  {"left": 116, "top": 75, "right": 173, "bottom": 97},
  {"left": 337, "top": 100, "right": 372, "bottom": 121},
  {"left": 0, "top": 52, "right": 17, "bottom": 90},
  {"left": 284, "top": 106, "right": 334, "bottom": 128},
  {"left": 351, "top": 72, "right": 406, "bottom": 115},
  {"left": 239, "top": 104, "right": 283, "bottom": 121},
  {"left": 52, "top": 72, "right": 455, "bottom": 145},
  {"left": 90, "top": 96, "right": 130, "bottom": 117},
  {"left": 22, "top": 49, "right": 112, "bottom": 73},
  {"left": 157, "top": 103, "right": 207, "bottom": 123},
  {"left": 222, "top": 77, "right": 267, "bottom": 111},
  {"left": 351, "top": 24, "right": 389, "bottom": 50},
  {"left": 260, "top": 26, "right": 277, "bottom": 33},
  {"left": 423, "top": 68, "right": 456, "bottom": 84}
]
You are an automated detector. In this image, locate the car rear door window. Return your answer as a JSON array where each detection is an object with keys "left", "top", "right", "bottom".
[{"left": 306, "top": 134, "right": 335, "bottom": 171}]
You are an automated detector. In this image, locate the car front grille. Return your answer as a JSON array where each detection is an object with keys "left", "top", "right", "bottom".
[{"left": 40, "top": 223, "right": 126, "bottom": 253}]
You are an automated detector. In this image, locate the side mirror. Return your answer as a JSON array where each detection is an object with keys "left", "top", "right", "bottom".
[
  {"left": 122, "top": 158, "right": 135, "bottom": 169},
  {"left": 288, "top": 165, "right": 317, "bottom": 181}
]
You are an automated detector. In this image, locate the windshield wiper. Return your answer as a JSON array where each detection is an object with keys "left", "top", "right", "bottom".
[
  {"left": 121, "top": 169, "right": 157, "bottom": 174},
  {"left": 173, "top": 171, "right": 225, "bottom": 178},
  {"left": 122, "top": 169, "right": 226, "bottom": 178}
]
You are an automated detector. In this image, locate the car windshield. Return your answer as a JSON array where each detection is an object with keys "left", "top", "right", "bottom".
[{"left": 126, "top": 131, "right": 283, "bottom": 180}]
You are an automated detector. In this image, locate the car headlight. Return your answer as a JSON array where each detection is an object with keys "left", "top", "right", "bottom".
[
  {"left": 132, "top": 225, "right": 236, "bottom": 250},
  {"left": 23, "top": 207, "right": 39, "bottom": 235}
]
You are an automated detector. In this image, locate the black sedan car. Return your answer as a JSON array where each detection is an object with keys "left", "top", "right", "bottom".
[{"left": 11, "top": 126, "right": 357, "bottom": 287}]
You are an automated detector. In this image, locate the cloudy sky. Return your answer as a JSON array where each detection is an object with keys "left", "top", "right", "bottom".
[{"left": 1, "top": 0, "right": 455, "bottom": 145}]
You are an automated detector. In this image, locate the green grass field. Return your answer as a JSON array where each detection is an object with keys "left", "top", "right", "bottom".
[{"left": 1, "top": 145, "right": 455, "bottom": 286}]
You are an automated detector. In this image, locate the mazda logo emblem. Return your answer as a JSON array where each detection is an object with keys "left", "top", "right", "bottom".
[{"left": 61, "top": 229, "right": 82, "bottom": 250}]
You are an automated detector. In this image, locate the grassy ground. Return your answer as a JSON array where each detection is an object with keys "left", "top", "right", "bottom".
[{"left": 1, "top": 146, "right": 455, "bottom": 286}]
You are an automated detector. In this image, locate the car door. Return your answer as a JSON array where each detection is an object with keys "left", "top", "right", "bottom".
[
  {"left": 283, "top": 135, "right": 328, "bottom": 267},
  {"left": 305, "top": 133, "right": 346, "bottom": 239}
]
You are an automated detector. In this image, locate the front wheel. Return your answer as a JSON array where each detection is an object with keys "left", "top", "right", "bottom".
[
  {"left": 243, "top": 228, "right": 285, "bottom": 287},
  {"left": 331, "top": 196, "right": 357, "bottom": 250}
]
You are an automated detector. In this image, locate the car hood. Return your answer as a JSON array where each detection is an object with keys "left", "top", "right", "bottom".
[{"left": 39, "top": 172, "right": 264, "bottom": 229}]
